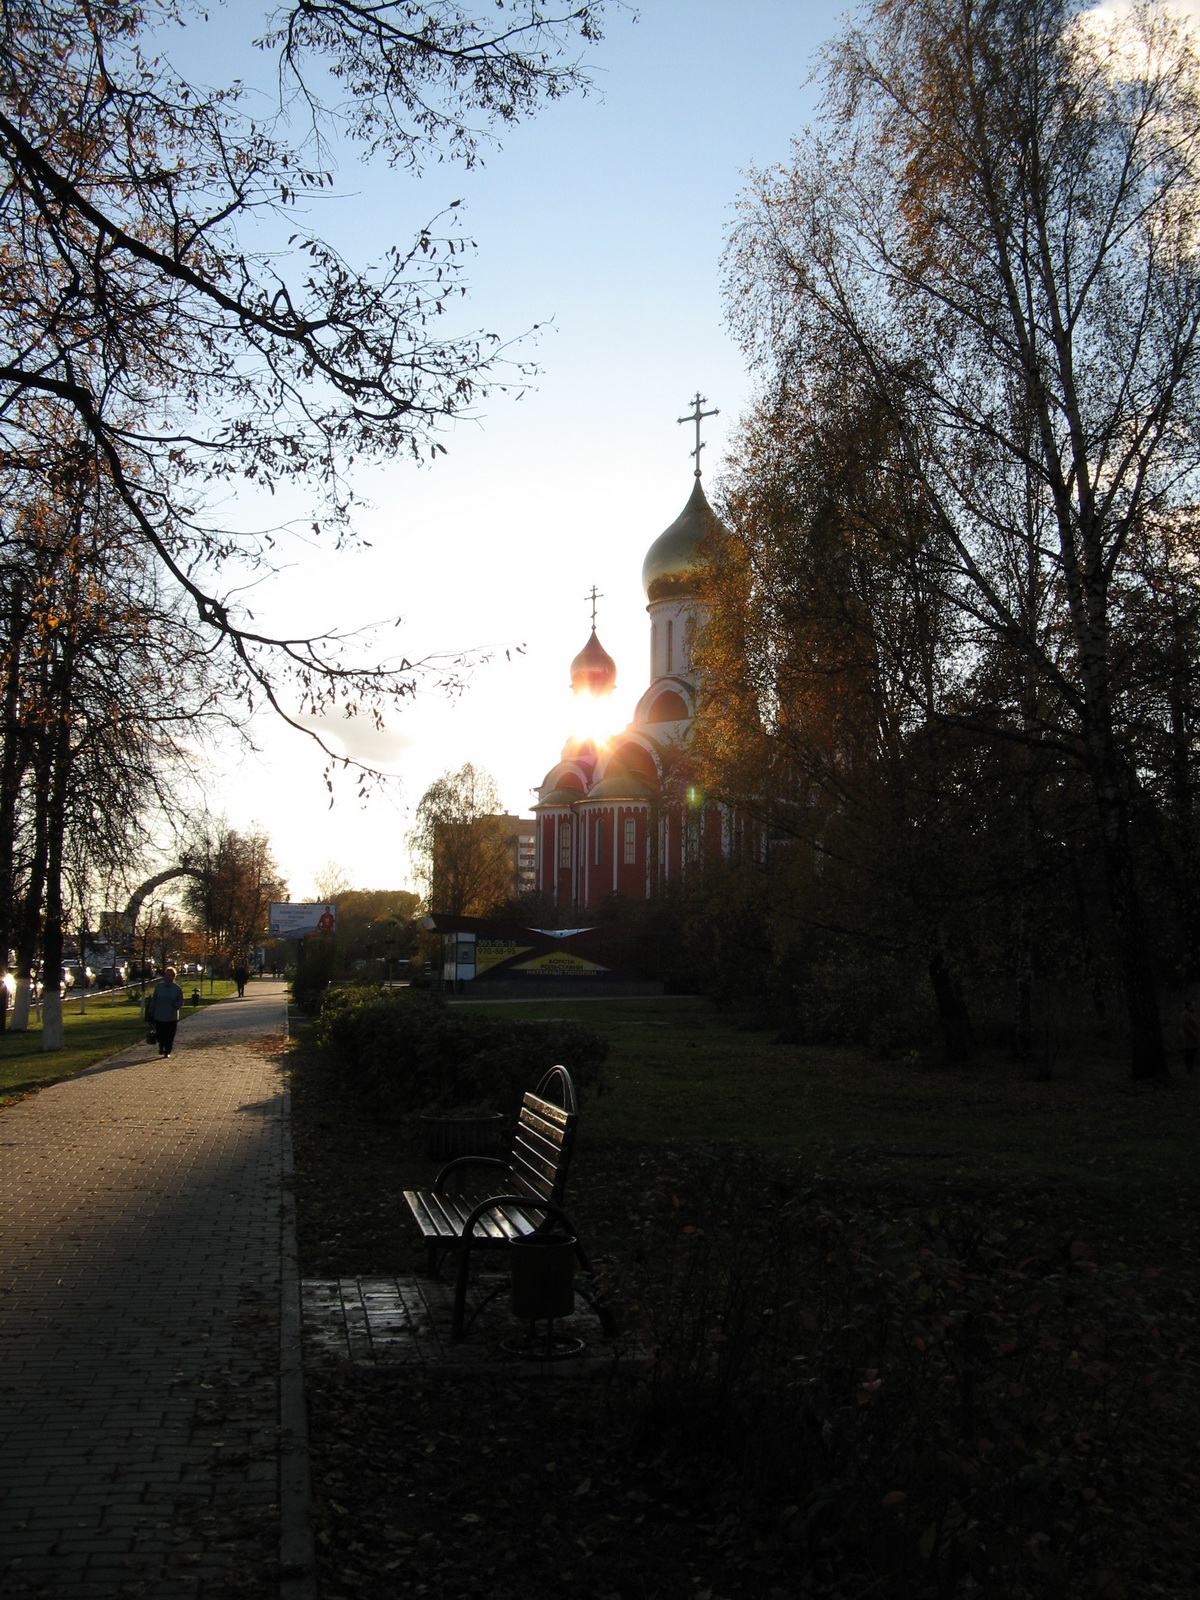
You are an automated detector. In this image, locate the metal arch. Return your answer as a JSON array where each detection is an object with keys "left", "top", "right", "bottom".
[{"left": 122, "top": 865, "right": 205, "bottom": 925}]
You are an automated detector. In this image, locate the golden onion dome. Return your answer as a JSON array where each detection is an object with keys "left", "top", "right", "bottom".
[
  {"left": 569, "top": 628, "right": 617, "bottom": 695},
  {"left": 642, "top": 477, "right": 725, "bottom": 603}
]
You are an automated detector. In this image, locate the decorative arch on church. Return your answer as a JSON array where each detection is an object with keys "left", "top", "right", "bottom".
[
  {"left": 632, "top": 676, "right": 696, "bottom": 727},
  {"left": 598, "top": 738, "right": 659, "bottom": 785},
  {"left": 537, "top": 761, "right": 589, "bottom": 796},
  {"left": 645, "top": 689, "right": 689, "bottom": 724}
]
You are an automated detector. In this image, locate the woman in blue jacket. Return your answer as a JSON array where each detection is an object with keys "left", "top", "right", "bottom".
[{"left": 149, "top": 967, "right": 185, "bottom": 1058}]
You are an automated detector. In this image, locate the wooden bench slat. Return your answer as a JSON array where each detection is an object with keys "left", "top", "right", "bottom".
[
  {"left": 510, "top": 1143, "right": 562, "bottom": 1193},
  {"left": 498, "top": 1167, "right": 546, "bottom": 1202},
  {"left": 518, "top": 1104, "right": 569, "bottom": 1147},
  {"left": 515, "top": 1112, "right": 567, "bottom": 1157},
  {"left": 443, "top": 1192, "right": 537, "bottom": 1240},
  {"left": 522, "top": 1092, "right": 570, "bottom": 1128},
  {"left": 405, "top": 1189, "right": 462, "bottom": 1239},
  {"left": 407, "top": 1189, "right": 528, "bottom": 1241}
]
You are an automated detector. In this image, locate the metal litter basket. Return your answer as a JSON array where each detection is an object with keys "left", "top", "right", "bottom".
[{"left": 503, "top": 1232, "right": 584, "bottom": 1359}]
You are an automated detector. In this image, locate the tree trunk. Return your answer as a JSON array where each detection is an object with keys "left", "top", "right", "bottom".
[
  {"left": 10, "top": 975, "right": 32, "bottom": 1031},
  {"left": 0, "top": 577, "right": 28, "bottom": 1032},
  {"left": 40, "top": 811, "right": 66, "bottom": 1052},
  {"left": 1089, "top": 754, "right": 1166, "bottom": 1078},
  {"left": 1070, "top": 575, "right": 1166, "bottom": 1076},
  {"left": 928, "top": 946, "right": 974, "bottom": 1065},
  {"left": 1098, "top": 823, "right": 1165, "bottom": 1079},
  {"left": 9, "top": 730, "right": 52, "bottom": 1032},
  {"left": 40, "top": 984, "right": 64, "bottom": 1050},
  {"left": 1013, "top": 904, "right": 1034, "bottom": 1063},
  {"left": 39, "top": 663, "right": 73, "bottom": 1053}
]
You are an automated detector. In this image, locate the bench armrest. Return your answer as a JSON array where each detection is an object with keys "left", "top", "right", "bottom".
[{"left": 433, "top": 1155, "right": 508, "bottom": 1192}]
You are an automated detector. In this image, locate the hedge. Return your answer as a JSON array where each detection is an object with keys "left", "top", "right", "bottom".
[{"left": 310, "top": 985, "right": 608, "bottom": 1117}]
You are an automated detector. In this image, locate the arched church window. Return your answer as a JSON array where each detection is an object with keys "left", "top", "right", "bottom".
[
  {"left": 559, "top": 819, "right": 572, "bottom": 869},
  {"left": 594, "top": 816, "right": 604, "bottom": 866},
  {"left": 666, "top": 618, "right": 674, "bottom": 673},
  {"left": 623, "top": 816, "right": 637, "bottom": 865}
]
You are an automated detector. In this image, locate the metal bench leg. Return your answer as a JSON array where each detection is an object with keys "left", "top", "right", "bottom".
[
  {"left": 567, "top": 1229, "right": 619, "bottom": 1339},
  {"left": 451, "top": 1235, "right": 476, "bottom": 1342}
]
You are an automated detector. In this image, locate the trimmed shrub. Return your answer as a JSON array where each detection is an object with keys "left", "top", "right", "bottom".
[
  {"left": 292, "top": 939, "right": 336, "bottom": 1016},
  {"left": 311, "top": 985, "right": 608, "bottom": 1118}
]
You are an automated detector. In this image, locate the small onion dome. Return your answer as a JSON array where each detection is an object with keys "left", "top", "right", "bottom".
[
  {"left": 570, "top": 628, "right": 617, "bottom": 695},
  {"left": 585, "top": 773, "right": 656, "bottom": 802},
  {"left": 534, "top": 786, "right": 582, "bottom": 808},
  {"left": 642, "top": 476, "right": 726, "bottom": 603}
]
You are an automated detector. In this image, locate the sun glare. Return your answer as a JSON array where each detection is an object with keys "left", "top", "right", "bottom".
[{"left": 570, "top": 690, "right": 620, "bottom": 747}]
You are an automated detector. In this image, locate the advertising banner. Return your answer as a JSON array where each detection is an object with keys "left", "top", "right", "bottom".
[
  {"left": 268, "top": 902, "right": 337, "bottom": 938},
  {"left": 475, "top": 939, "right": 534, "bottom": 974},
  {"left": 513, "top": 951, "right": 608, "bottom": 977}
]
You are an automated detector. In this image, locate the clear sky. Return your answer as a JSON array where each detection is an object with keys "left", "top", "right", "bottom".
[{"left": 171, "top": 0, "right": 850, "bottom": 898}]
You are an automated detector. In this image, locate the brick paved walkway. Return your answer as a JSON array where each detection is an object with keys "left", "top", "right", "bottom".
[{"left": 0, "top": 984, "right": 293, "bottom": 1599}]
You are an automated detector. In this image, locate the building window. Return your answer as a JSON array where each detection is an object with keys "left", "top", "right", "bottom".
[
  {"left": 623, "top": 816, "right": 636, "bottom": 865},
  {"left": 595, "top": 816, "right": 604, "bottom": 866},
  {"left": 666, "top": 618, "right": 674, "bottom": 673},
  {"left": 559, "top": 819, "right": 572, "bottom": 869}
]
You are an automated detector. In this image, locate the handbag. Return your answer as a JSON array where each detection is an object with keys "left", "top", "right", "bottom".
[{"left": 146, "top": 1027, "right": 156, "bottom": 1043}]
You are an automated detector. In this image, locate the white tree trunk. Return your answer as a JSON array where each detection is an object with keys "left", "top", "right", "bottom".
[
  {"left": 41, "top": 989, "right": 63, "bottom": 1050},
  {"left": 10, "top": 976, "right": 31, "bottom": 1031}
]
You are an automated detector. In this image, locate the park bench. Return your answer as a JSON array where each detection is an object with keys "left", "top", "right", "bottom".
[{"left": 402, "top": 1066, "right": 616, "bottom": 1342}]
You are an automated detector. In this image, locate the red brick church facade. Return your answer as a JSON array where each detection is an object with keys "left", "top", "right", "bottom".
[{"left": 533, "top": 472, "right": 741, "bottom": 909}]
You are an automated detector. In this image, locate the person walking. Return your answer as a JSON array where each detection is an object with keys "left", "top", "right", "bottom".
[
  {"left": 148, "top": 967, "right": 185, "bottom": 1058},
  {"left": 232, "top": 963, "right": 248, "bottom": 999}
]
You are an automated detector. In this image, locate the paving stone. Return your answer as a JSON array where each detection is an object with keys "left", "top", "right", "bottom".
[
  {"left": 0, "top": 984, "right": 290, "bottom": 1597},
  {"left": 301, "top": 1271, "right": 646, "bottom": 1376}
]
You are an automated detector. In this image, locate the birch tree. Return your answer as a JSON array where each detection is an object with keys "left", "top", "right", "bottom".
[{"left": 723, "top": 0, "right": 1200, "bottom": 1077}]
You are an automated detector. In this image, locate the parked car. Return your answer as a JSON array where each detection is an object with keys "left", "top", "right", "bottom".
[
  {"left": 66, "top": 964, "right": 94, "bottom": 989},
  {"left": 35, "top": 965, "right": 73, "bottom": 990},
  {"left": 96, "top": 965, "right": 128, "bottom": 988}
]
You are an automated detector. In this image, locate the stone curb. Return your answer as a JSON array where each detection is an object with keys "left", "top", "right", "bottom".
[{"left": 279, "top": 1076, "right": 316, "bottom": 1600}]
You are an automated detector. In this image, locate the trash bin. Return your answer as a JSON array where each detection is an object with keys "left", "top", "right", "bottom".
[{"left": 510, "top": 1232, "right": 576, "bottom": 1322}]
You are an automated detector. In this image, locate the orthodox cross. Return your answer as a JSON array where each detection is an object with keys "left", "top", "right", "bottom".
[
  {"left": 677, "top": 391, "right": 719, "bottom": 477},
  {"left": 584, "top": 584, "right": 603, "bottom": 629}
]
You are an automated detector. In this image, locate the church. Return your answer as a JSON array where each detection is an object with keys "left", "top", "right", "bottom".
[
  {"left": 419, "top": 399, "right": 754, "bottom": 993},
  {"left": 533, "top": 397, "right": 739, "bottom": 909}
]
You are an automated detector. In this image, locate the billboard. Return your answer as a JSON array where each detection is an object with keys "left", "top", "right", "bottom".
[{"left": 268, "top": 902, "right": 337, "bottom": 938}]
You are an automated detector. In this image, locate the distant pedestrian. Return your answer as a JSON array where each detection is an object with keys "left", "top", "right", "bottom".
[
  {"left": 148, "top": 967, "right": 185, "bottom": 1058},
  {"left": 233, "top": 964, "right": 249, "bottom": 998},
  {"left": 190, "top": 988, "right": 201, "bottom": 1009},
  {"left": 1182, "top": 996, "right": 1200, "bottom": 1074}
]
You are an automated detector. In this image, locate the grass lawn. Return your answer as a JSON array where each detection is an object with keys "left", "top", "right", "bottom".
[
  {"left": 456, "top": 993, "right": 1200, "bottom": 1192},
  {"left": 293, "top": 990, "right": 1200, "bottom": 1600},
  {"left": 0, "top": 981, "right": 238, "bottom": 1106}
]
